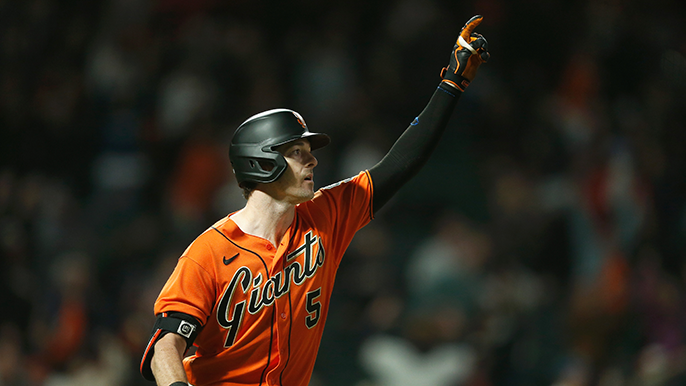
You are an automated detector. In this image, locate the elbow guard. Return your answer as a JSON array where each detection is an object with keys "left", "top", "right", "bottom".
[{"left": 139, "top": 312, "right": 202, "bottom": 381}]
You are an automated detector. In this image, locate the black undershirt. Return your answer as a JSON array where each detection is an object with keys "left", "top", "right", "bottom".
[{"left": 368, "top": 83, "right": 461, "bottom": 214}]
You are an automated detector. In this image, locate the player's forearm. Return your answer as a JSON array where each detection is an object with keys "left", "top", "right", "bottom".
[
  {"left": 151, "top": 333, "right": 189, "bottom": 386},
  {"left": 369, "top": 15, "right": 489, "bottom": 214},
  {"left": 369, "top": 85, "right": 459, "bottom": 212}
]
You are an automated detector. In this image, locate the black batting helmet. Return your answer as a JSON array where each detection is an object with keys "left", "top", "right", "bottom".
[{"left": 229, "top": 108, "right": 330, "bottom": 186}]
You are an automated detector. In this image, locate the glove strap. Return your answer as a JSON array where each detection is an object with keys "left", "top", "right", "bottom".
[{"left": 439, "top": 67, "right": 470, "bottom": 92}]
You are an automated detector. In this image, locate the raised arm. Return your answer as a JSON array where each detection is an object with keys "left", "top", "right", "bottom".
[{"left": 369, "top": 15, "right": 489, "bottom": 214}]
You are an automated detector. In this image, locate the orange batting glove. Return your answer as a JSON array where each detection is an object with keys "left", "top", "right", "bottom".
[{"left": 440, "top": 15, "right": 490, "bottom": 92}]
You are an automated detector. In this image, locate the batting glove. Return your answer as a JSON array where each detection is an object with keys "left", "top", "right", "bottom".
[{"left": 440, "top": 15, "right": 490, "bottom": 92}]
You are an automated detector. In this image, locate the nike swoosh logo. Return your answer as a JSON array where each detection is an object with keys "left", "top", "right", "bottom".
[{"left": 223, "top": 253, "right": 239, "bottom": 265}]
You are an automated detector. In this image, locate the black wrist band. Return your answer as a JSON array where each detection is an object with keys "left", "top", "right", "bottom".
[
  {"left": 169, "top": 382, "right": 188, "bottom": 386},
  {"left": 437, "top": 82, "right": 458, "bottom": 97}
]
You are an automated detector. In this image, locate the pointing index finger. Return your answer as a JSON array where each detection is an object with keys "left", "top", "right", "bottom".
[{"left": 460, "top": 15, "right": 483, "bottom": 40}]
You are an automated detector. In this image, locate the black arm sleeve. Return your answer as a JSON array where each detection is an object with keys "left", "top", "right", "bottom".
[{"left": 369, "top": 85, "right": 460, "bottom": 214}]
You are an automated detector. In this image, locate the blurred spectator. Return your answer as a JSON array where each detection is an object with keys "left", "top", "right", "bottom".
[
  {"left": 405, "top": 213, "right": 491, "bottom": 317},
  {"left": 359, "top": 308, "right": 477, "bottom": 386}
]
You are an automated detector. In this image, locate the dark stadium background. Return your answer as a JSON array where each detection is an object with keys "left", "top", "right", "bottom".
[{"left": 1, "top": 0, "right": 685, "bottom": 385}]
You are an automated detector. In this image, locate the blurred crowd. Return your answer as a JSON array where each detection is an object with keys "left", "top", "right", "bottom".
[{"left": 1, "top": 0, "right": 686, "bottom": 385}]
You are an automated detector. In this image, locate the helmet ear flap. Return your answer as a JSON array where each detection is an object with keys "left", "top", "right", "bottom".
[
  {"left": 230, "top": 147, "right": 288, "bottom": 185},
  {"left": 253, "top": 159, "right": 275, "bottom": 172}
]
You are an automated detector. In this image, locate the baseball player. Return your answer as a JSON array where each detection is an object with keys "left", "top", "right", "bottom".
[{"left": 140, "top": 15, "right": 489, "bottom": 386}]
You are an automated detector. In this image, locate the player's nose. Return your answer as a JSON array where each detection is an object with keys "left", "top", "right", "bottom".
[{"left": 305, "top": 152, "right": 318, "bottom": 168}]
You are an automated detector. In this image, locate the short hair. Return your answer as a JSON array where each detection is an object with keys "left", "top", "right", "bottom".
[
  {"left": 239, "top": 160, "right": 273, "bottom": 200},
  {"left": 240, "top": 181, "right": 257, "bottom": 200}
]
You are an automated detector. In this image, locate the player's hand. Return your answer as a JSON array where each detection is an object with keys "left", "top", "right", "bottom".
[{"left": 440, "top": 15, "right": 490, "bottom": 92}]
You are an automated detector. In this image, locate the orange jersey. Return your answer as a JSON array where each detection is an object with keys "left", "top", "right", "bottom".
[{"left": 154, "top": 171, "right": 374, "bottom": 386}]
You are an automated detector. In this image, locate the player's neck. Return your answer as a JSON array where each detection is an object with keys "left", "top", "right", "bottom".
[{"left": 230, "top": 192, "right": 295, "bottom": 247}]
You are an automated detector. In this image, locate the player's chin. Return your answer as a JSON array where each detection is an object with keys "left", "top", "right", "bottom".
[
  {"left": 304, "top": 188, "right": 315, "bottom": 200},
  {"left": 302, "top": 187, "right": 316, "bottom": 201},
  {"left": 291, "top": 187, "right": 315, "bottom": 203}
]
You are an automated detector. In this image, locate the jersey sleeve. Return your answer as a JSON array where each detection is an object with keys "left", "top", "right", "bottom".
[
  {"left": 154, "top": 239, "right": 217, "bottom": 326},
  {"left": 306, "top": 170, "right": 374, "bottom": 265}
]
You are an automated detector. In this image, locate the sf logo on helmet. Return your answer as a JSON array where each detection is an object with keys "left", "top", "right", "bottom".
[{"left": 292, "top": 112, "right": 307, "bottom": 129}]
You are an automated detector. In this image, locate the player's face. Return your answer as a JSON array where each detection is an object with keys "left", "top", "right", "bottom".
[{"left": 270, "top": 139, "right": 319, "bottom": 204}]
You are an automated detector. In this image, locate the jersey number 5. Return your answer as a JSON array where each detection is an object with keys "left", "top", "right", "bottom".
[{"left": 305, "top": 287, "right": 322, "bottom": 329}]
